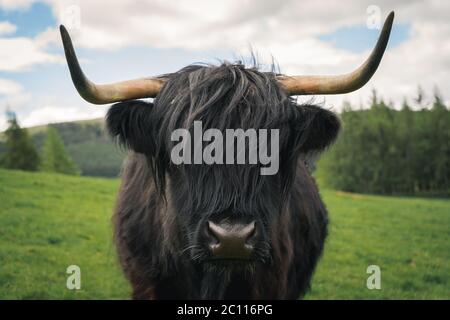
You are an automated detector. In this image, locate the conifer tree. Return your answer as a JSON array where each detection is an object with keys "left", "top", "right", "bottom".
[
  {"left": 40, "top": 126, "right": 80, "bottom": 175},
  {"left": 1, "top": 114, "right": 40, "bottom": 171}
]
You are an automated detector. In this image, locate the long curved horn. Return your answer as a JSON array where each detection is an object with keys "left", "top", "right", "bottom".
[
  {"left": 277, "top": 11, "right": 394, "bottom": 95},
  {"left": 59, "top": 25, "right": 165, "bottom": 104}
]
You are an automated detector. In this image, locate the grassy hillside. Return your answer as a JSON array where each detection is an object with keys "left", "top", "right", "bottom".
[
  {"left": 0, "top": 168, "right": 448, "bottom": 299},
  {"left": 0, "top": 169, "right": 128, "bottom": 299}
]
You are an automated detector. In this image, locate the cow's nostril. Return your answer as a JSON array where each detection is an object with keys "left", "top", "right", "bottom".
[
  {"left": 244, "top": 221, "right": 257, "bottom": 244},
  {"left": 205, "top": 221, "right": 220, "bottom": 245},
  {"left": 206, "top": 220, "right": 257, "bottom": 259}
]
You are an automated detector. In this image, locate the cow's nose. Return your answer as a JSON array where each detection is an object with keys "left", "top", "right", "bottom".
[{"left": 206, "top": 221, "right": 257, "bottom": 259}]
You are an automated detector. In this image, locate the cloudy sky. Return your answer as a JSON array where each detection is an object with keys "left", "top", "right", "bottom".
[{"left": 0, "top": 0, "right": 448, "bottom": 130}]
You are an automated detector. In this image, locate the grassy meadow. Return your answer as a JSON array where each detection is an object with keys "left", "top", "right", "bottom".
[{"left": 0, "top": 168, "right": 448, "bottom": 299}]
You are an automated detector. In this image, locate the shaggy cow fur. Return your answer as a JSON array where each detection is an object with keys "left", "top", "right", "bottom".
[{"left": 106, "top": 62, "right": 340, "bottom": 299}]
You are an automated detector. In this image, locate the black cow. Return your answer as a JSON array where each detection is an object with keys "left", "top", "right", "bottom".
[{"left": 60, "top": 12, "right": 393, "bottom": 299}]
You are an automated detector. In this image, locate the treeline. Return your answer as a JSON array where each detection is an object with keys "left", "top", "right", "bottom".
[
  {"left": 0, "top": 114, "right": 79, "bottom": 175},
  {"left": 2, "top": 87, "right": 449, "bottom": 195},
  {"left": 321, "top": 89, "right": 450, "bottom": 196},
  {"left": 0, "top": 118, "right": 124, "bottom": 177}
]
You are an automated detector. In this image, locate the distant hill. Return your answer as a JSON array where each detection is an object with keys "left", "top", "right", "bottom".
[{"left": 0, "top": 118, "right": 126, "bottom": 177}]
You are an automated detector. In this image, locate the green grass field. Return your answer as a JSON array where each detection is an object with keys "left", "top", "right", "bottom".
[{"left": 0, "top": 168, "right": 448, "bottom": 299}]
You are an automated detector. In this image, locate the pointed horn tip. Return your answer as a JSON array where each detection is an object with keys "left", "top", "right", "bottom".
[
  {"left": 276, "top": 10, "right": 395, "bottom": 95},
  {"left": 59, "top": 24, "right": 71, "bottom": 45},
  {"left": 384, "top": 11, "right": 395, "bottom": 30},
  {"left": 379, "top": 11, "right": 394, "bottom": 48},
  {"left": 388, "top": 11, "right": 395, "bottom": 20},
  {"left": 59, "top": 24, "right": 67, "bottom": 35}
]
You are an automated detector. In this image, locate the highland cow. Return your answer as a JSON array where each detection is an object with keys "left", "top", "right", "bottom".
[{"left": 60, "top": 12, "right": 394, "bottom": 299}]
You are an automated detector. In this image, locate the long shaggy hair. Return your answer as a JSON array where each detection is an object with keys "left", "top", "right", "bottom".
[{"left": 106, "top": 61, "right": 340, "bottom": 299}]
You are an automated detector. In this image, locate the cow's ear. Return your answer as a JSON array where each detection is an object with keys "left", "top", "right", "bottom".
[
  {"left": 292, "top": 104, "right": 341, "bottom": 153},
  {"left": 106, "top": 100, "right": 154, "bottom": 154}
]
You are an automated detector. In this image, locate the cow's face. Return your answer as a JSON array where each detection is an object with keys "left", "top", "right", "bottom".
[{"left": 106, "top": 64, "right": 340, "bottom": 269}]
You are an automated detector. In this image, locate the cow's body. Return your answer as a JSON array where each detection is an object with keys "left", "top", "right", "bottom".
[
  {"left": 105, "top": 63, "right": 339, "bottom": 300},
  {"left": 114, "top": 151, "right": 328, "bottom": 299}
]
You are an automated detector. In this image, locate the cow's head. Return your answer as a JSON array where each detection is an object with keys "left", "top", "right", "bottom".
[
  {"left": 102, "top": 63, "right": 344, "bottom": 268},
  {"left": 60, "top": 13, "right": 393, "bottom": 271}
]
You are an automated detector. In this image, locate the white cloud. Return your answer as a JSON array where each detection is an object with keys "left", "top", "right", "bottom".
[
  {"left": 0, "top": 77, "right": 30, "bottom": 130},
  {"left": 0, "top": 21, "right": 16, "bottom": 35},
  {"left": 0, "top": 78, "right": 23, "bottom": 95},
  {"left": 48, "top": 0, "right": 359, "bottom": 51},
  {"left": 319, "top": 0, "right": 450, "bottom": 108},
  {"left": 0, "top": 0, "right": 35, "bottom": 10},
  {"left": 0, "top": 36, "right": 63, "bottom": 71},
  {"left": 1, "top": 0, "right": 450, "bottom": 131},
  {"left": 33, "top": 26, "right": 60, "bottom": 47},
  {"left": 21, "top": 105, "right": 107, "bottom": 127},
  {"left": 0, "top": 91, "right": 32, "bottom": 130},
  {"left": 0, "top": 113, "right": 6, "bottom": 131},
  {"left": 0, "top": 5, "right": 61, "bottom": 72},
  {"left": 40, "top": 0, "right": 450, "bottom": 108}
]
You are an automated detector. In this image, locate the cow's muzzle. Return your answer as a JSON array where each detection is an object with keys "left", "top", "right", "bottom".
[{"left": 205, "top": 221, "right": 258, "bottom": 260}]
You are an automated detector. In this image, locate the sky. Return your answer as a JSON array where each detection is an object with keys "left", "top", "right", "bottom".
[{"left": 0, "top": 0, "right": 448, "bottom": 130}]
